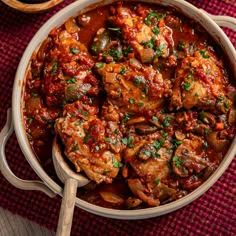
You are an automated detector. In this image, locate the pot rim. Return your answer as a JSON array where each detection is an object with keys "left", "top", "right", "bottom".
[{"left": 12, "top": 0, "right": 236, "bottom": 219}]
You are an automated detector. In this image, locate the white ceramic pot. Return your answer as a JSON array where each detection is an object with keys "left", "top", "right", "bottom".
[{"left": 0, "top": 0, "right": 236, "bottom": 220}]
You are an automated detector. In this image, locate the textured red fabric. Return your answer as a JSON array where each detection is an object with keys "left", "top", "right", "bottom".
[{"left": 0, "top": 0, "right": 235, "bottom": 235}]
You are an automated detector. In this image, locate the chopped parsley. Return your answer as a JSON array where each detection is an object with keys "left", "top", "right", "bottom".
[
  {"left": 28, "top": 117, "right": 34, "bottom": 123},
  {"left": 66, "top": 77, "right": 76, "bottom": 84},
  {"left": 152, "top": 27, "right": 160, "bottom": 35},
  {"left": 122, "top": 136, "right": 134, "bottom": 148},
  {"left": 199, "top": 50, "right": 210, "bottom": 59},
  {"left": 178, "top": 42, "right": 186, "bottom": 50},
  {"left": 112, "top": 156, "right": 123, "bottom": 168},
  {"left": 183, "top": 81, "right": 192, "bottom": 91},
  {"left": 154, "top": 178, "right": 160, "bottom": 185},
  {"left": 205, "top": 128, "right": 209, "bottom": 135},
  {"left": 103, "top": 170, "right": 110, "bottom": 175},
  {"left": 96, "top": 62, "right": 104, "bottom": 68},
  {"left": 163, "top": 117, "right": 171, "bottom": 127},
  {"left": 134, "top": 76, "right": 145, "bottom": 86},
  {"left": 144, "top": 11, "right": 166, "bottom": 26},
  {"left": 51, "top": 60, "right": 58, "bottom": 73},
  {"left": 161, "top": 131, "right": 168, "bottom": 138},
  {"left": 152, "top": 139, "right": 164, "bottom": 151},
  {"left": 187, "top": 74, "right": 193, "bottom": 79},
  {"left": 155, "top": 44, "right": 165, "bottom": 57},
  {"left": 70, "top": 47, "right": 79, "bottom": 54},
  {"left": 121, "top": 113, "right": 131, "bottom": 123},
  {"left": 171, "top": 139, "right": 183, "bottom": 148},
  {"left": 173, "top": 155, "right": 183, "bottom": 167},
  {"left": 120, "top": 67, "right": 127, "bottom": 74},
  {"left": 152, "top": 116, "right": 158, "bottom": 122},
  {"left": 83, "top": 134, "right": 91, "bottom": 143},
  {"left": 71, "top": 142, "right": 79, "bottom": 152},
  {"left": 104, "top": 137, "right": 111, "bottom": 143},
  {"left": 123, "top": 45, "right": 133, "bottom": 56},
  {"left": 202, "top": 141, "right": 208, "bottom": 149},
  {"left": 103, "top": 47, "right": 122, "bottom": 61},
  {"left": 224, "top": 100, "right": 229, "bottom": 109},
  {"left": 128, "top": 98, "right": 135, "bottom": 104}
]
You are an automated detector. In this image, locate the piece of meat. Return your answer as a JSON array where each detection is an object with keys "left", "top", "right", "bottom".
[
  {"left": 109, "top": 4, "right": 173, "bottom": 63},
  {"left": 55, "top": 100, "right": 124, "bottom": 184},
  {"left": 172, "top": 135, "right": 208, "bottom": 177},
  {"left": 97, "top": 60, "right": 171, "bottom": 113},
  {"left": 169, "top": 50, "right": 232, "bottom": 114},
  {"left": 43, "top": 30, "right": 98, "bottom": 107}
]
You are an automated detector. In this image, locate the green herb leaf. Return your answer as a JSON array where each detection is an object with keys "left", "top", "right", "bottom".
[
  {"left": 70, "top": 47, "right": 79, "bottom": 54},
  {"left": 152, "top": 27, "right": 160, "bottom": 35},
  {"left": 173, "top": 155, "right": 183, "bottom": 167},
  {"left": 83, "top": 134, "right": 91, "bottom": 143},
  {"left": 51, "top": 60, "right": 58, "bottom": 73},
  {"left": 120, "top": 67, "right": 127, "bottom": 74},
  {"left": 199, "top": 50, "right": 210, "bottom": 59},
  {"left": 103, "top": 170, "right": 110, "bottom": 175},
  {"left": 104, "top": 137, "right": 111, "bottom": 143},
  {"left": 171, "top": 139, "right": 183, "bottom": 148},
  {"left": 128, "top": 98, "right": 135, "bottom": 104},
  {"left": 71, "top": 142, "right": 79, "bottom": 152},
  {"left": 96, "top": 62, "right": 104, "bottom": 68},
  {"left": 161, "top": 131, "right": 168, "bottom": 138},
  {"left": 183, "top": 81, "right": 191, "bottom": 91},
  {"left": 154, "top": 178, "right": 160, "bottom": 185},
  {"left": 28, "top": 117, "right": 34, "bottom": 123},
  {"left": 152, "top": 116, "right": 158, "bottom": 122},
  {"left": 66, "top": 77, "right": 76, "bottom": 84},
  {"left": 163, "top": 117, "right": 171, "bottom": 127}
]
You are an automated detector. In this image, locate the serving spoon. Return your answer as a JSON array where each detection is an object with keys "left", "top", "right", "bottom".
[{"left": 52, "top": 137, "right": 90, "bottom": 236}]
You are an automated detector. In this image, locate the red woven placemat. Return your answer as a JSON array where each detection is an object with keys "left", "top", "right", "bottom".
[{"left": 0, "top": 0, "right": 235, "bottom": 235}]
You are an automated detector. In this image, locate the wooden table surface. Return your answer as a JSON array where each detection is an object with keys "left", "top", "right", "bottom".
[{"left": 0, "top": 207, "right": 55, "bottom": 236}]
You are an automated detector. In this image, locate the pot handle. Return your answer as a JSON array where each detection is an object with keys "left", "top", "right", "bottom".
[
  {"left": 0, "top": 108, "right": 56, "bottom": 198},
  {"left": 200, "top": 10, "right": 236, "bottom": 31}
]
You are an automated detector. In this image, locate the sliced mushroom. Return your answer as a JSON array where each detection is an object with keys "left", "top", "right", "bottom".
[
  {"left": 202, "top": 112, "right": 216, "bottom": 125},
  {"left": 99, "top": 191, "right": 124, "bottom": 205},
  {"left": 206, "top": 131, "right": 230, "bottom": 152},
  {"left": 228, "top": 107, "right": 236, "bottom": 125},
  {"left": 91, "top": 29, "right": 111, "bottom": 55},
  {"left": 135, "top": 123, "right": 158, "bottom": 135},
  {"left": 175, "top": 130, "right": 185, "bottom": 140},
  {"left": 125, "top": 197, "right": 142, "bottom": 209},
  {"left": 65, "top": 18, "right": 79, "bottom": 34}
]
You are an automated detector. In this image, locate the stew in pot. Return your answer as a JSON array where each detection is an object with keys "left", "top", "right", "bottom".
[{"left": 23, "top": 2, "right": 236, "bottom": 209}]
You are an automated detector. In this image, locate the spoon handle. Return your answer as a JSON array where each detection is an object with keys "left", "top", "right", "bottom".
[{"left": 56, "top": 178, "right": 78, "bottom": 236}]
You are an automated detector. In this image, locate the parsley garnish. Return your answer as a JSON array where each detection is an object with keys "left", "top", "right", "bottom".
[
  {"left": 154, "top": 178, "right": 160, "bottom": 185},
  {"left": 199, "top": 50, "right": 210, "bottom": 59},
  {"left": 66, "top": 77, "right": 76, "bottom": 84},
  {"left": 163, "top": 117, "right": 171, "bottom": 127},
  {"left": 152, "top": 116, "right": 158, "bottom": 122},
  {"left": 183, "top": 81, "right": 191, "bottom": 91},
  {"left": 70, "top": 47, "right": 79, "bottom": 54},
  {"left": 128, "top": 98, "right": 135, "bottom": 104},
  {"left": 51, "top": 60, "right": 58, "bottom": 73},
  {"left": 112, "top": 156, "right": 123, "bottom": 168},
  {"left": 120, "top": 67, "right": 126, "bottom": 74},
  {"left": 171, "top": 139, "right": 183, "bottom": 148},
  {"left": 152, "top": 27, "right": 160, "bottom": 35},
  {"left": 83, "top": 134, "right": 91, "bottom": 143},
  {"left": 173, "top": 155, "right": 183, "bottom": 167},
  {"left": 96, "top": 62, "right": 104, "bottom": 68}
]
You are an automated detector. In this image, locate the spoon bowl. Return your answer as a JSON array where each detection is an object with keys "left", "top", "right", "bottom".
[{"left": 52, "top": 137, "right": 90, "bottom": 236}]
